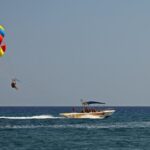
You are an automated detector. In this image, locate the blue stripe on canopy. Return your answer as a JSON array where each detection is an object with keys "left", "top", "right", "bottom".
[{"left": 0, "top": 30, "right": 5, "bottom": 37}]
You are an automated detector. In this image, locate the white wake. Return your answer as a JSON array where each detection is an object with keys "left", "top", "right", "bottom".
[{"left": 0, "top": 115, "right": 63, "bottom": 119}]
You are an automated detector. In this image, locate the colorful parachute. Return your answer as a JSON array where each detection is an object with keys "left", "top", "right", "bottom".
[{"left": 0, "top": 25, "right": 6, "bottom": 57}]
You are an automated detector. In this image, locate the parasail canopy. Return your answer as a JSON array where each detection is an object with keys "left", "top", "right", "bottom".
[{"left": 0, "top": 25, "right": 6, "bottom": 57}]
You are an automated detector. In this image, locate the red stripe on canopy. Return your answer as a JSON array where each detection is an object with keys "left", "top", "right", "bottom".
[
  {"left": 1, "top": 44, "right": 6, "bottom": 52},
  {"left": 0, "top": 34, "right": 3, "bottom": 44}
]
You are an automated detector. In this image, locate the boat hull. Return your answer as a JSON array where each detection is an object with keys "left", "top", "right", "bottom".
[{"left": 60, "top": 110, "right": 115, "bottom": 119}]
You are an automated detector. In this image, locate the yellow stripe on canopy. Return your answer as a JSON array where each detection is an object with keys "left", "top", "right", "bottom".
[
  {"left": 0, "top": 25, "right": 5, "bottom": 31},
  {"left": 0, "top": 48, "right": 5, "bottom": 57}
]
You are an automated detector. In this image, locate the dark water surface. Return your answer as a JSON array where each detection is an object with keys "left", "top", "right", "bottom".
[{"left": 0, "top": 107, "right": 150, "bottom": 150}]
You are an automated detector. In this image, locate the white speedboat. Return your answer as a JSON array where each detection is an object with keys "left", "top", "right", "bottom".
[{"left": 60, "top": 101, "right": 115, "bottom": 119}]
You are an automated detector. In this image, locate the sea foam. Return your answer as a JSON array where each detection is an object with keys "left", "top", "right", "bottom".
[{"left": 0, "top": 115, "right": 62, "bottom": 120}]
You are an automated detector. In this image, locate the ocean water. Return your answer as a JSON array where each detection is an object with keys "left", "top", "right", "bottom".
[{"left": 0, "top": 107, "right": 150, "bottom": 150}]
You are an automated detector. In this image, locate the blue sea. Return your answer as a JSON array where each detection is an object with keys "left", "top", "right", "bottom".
[{"left": 0, "top": 107, "right": 150, "bottom": 150}]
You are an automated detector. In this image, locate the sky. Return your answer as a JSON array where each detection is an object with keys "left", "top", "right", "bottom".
[{"left": 1, "top": 0, "right": 150, "bottom": 106}]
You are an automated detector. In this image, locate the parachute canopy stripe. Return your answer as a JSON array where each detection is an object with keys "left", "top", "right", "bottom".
[
  {"left": 0, "top": 25, "right": 5, "bottom": 37},
  {"left": 0, "top": 34, "right": 3, "bottom": 44},
  {"left": 0, "top": 47, "right": 5, "bottom": 56},
  {"left": 0, "top": 25, "right": 5, "bottom": 30},
  {"left": 1, "top": 44, "right": 6, "bottom": 52},
  {"left": 0, "top": 30, "right": 5, "bottom": 37}
]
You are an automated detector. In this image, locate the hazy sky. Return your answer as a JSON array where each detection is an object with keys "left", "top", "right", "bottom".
[{"left": 1, "top": 0, "right": 150, "bottom": 106}]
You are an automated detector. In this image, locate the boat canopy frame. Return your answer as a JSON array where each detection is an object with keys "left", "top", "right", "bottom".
[{"left": 81, "top": 100, "right": 105, "bottom": 106}]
